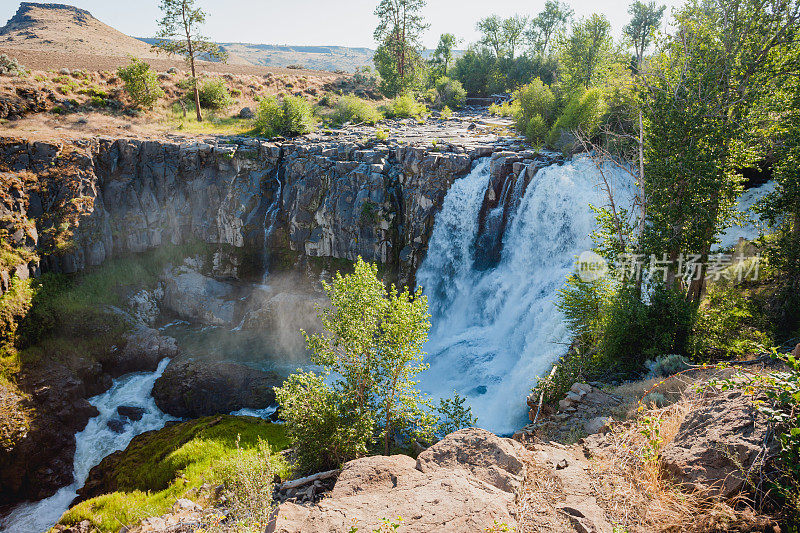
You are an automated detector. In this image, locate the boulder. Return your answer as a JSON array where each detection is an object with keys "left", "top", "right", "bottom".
[
  {"left": 106, "top": 419, "right": 126, "bottom": 434},
  {"left": 161, "top": 267, "right": 236, "bottom": 326},
  {"left": 106, "top": 327, "right": 178, "bottom": 377},
  {"left": 275, "top": 428, "right": 527, "bottom": 532},
  {"left": 238, "top": 106, "right": 254, "bottom": 119},
  {"left": 117, "top": 406, "right": 145, "bottom": 421},
  {"left": 660, "top": 389, "right": 780, "bottom": 498},
  {"left": 152, "top": 358, "right": 281, "bottom": 418}
]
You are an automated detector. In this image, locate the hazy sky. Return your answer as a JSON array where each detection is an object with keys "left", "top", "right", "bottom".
[{"left": 1, "top": 0, "right": 685, "bottom": 49}]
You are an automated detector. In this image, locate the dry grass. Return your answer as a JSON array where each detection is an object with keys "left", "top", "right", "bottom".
[
  {"left": 518, "top": 459, "right": 576, "bottom": 532},
  {"left": 587, "top": 378, "right": 777, "bottom": 533}
]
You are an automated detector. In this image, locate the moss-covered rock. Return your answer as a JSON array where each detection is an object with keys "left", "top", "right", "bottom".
[{"left": 65, "top": 415, "right": 288, "bottom": 532}]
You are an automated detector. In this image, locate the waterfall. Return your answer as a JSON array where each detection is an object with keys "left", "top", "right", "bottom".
[
  {"left": 262, "top": 170, "right": 283, "bottom": 282},
  {"left": 1, "top": 359, "right": 176, "bottom": 533},
  {"left": 418, "top": 156, "right": 628, "bottom": 434}
]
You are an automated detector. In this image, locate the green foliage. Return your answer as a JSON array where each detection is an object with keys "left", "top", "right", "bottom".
[
  {"left": 624, "top": 1, "right": 666, "bottom": 67},
  {"left": 691, "top": 283, "right": 774, "bottom": 359},
  {"left": 476, "top": 14, "right": 531, "bottom": 59},
  {"left": 274, "top": 371, "right": 374, "bottom": 473},
  {"left": 644, "top": 353, "right": 690, "bottom": 378},
  {"left": 383, "top": 95, "right": 428, "bottom": 119},
  {"left": 439, "top": 105, "right": 453, "bottom": 120},
  {"left": 117, "top": 57, "right": 164, "bottom": 109},
  {"left": 276, "top": 258, "right": 474, "bottom": 472},
  {"left": 430, "top": 33, "right": 459, "bottom": 77},
  {"left": 213, "top": 436, "right": 276, "bottom": 531},
  {"left": 253, "top": 96, "right": 315, "bottom": 138},
  {"left": 547, "top": 88, "right": 606, "bottom": 149},
  {"left": 527, "top": 0, "right": 573, "bottom": 56},
  {"left": 513, "top": 78, "right": 556, "bottom": 144},
  {"left": 599, "top": 285, "right": 695, "bottom": 370},
  {"left": 60, "top": 416, "right": 288, "bottom": 532},
  {"left": 556, "top": 273, "right": 612, "bottom": 345},
  {"left": 531, "top": 348, "right": 601, "bottom": 405},
  {"left": 451, "top": 47, "right": 558, "bottom": 97},
  {"left": 430, "top": 77, "right": 466, "bottom": 109},
  {"left": 331, "top": 95, "right": 384, "bottom": 125},
  {"left": 373, "top": 0, "right": 429, "bottom": 97},
  {"left": 191, "top": 78, "right": 233, "bottom": 110},
  {"left": 557, "top": 14, "right": 615, "bottom": 90}
]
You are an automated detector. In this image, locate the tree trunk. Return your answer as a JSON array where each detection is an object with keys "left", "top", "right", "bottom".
[{"left": 182, "top": 2, "right": 201, "bottom": 122}]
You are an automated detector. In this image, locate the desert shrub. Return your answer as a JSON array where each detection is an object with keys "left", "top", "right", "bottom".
[
  {"left": 77, "top": 87, "right": 109, "bottom": 98},
  {"left": 644, "top": 353, "right": 691, "bottom": 378},
  {"left": 547, "top": 88, "right": 606, "bottom": 149},
  {"left": 514, "top": 79, "right": 557, "bottom": 144},
  {"left": 331, "top": 95, "right": 383, "bottom": 125},
  {"left": 253, "top": 96, "right": 315, "bottom": 138},
  {"left": 117, "top": 58, "right": 164, "bottom": 109},
  {"left": 383, "top": 95, "right": 428, "bottom": 119},
  {"left": 431, "top": 77, "right": 466, "bottom": 109},
  {"left": 195, "top": 78, "right": 234, "bottom": 110},
  {"left": 375, "top": 128, "right": 389, "bottom": 141},
  {"left": 0, "top": 54, "right": 26, "bottom": 76},
  {"left": 440, "top": 105, "right": 453, "bottom": 120}
]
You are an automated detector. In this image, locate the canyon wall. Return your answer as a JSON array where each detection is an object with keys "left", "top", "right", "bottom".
[{"left": 0, "top": 135, "right": 491, "bottom": 290}]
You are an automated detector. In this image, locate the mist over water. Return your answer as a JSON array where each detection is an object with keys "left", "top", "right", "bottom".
[
  {"left": 1, "top": 359, "right": 175, "bottom": 533},
  {"left": 417, "top": 157, "right": 629, "bottom": 434}
]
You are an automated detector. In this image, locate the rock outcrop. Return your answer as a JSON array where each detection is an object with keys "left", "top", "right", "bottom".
[
  {"left": 275, "top": 428, "right": 528, "bottom": 532},
  {"left": 660, "top": 389, "right": 780, "bottom": 498},
  {"left": 151, "top": 358, "right": 280, "bottom": 418}
]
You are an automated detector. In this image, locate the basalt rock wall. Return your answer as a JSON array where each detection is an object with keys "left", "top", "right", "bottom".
[{"left": 0, "top": 135, "right": 487, "bottom": 289}]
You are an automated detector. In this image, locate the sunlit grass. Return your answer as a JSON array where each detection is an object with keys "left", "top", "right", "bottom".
[
  {"left": 60, "top": 416, "right": 289, "bottom": 532},
  {"left": 157, "top": 106, "right": 255, "bottom": 136}
]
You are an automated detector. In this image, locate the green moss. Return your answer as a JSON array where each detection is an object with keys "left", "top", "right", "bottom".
[{"left": 60, "top": 416, "right": 289, "bottom": 532}]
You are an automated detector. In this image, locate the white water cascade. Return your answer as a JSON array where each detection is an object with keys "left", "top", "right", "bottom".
[
  {"left": 1, "top": 359, "right": 175, "bottom": 533},
  {"left": 417, "top": 156, "right": 631, "bottom": 434}
]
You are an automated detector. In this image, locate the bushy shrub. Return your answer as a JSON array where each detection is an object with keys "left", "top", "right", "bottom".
[
  {"left": 253, "top": 96, "right": 315, "bottom": 138},
  {"left": 645, "top": 353, "right": 691, "bottom": 379},
  {"left": 331, "top": 95, "right": 383, "bottom": 125},
  {"left": 0, "top": 54, "right": 26, "bottom": 77},
  {"left": 531, "top": 347, "right": 601, "bottom": 406},
  {"left": 599, "top": 285, "right": 695, "bottom": 370},
  {"left": 440, "top": 105, "right": 453, "bottom": 120},
  {"left": 547, "top": 88, "right": 606, "bottom": 149},
  {"left": 431, "top": 77, "right": 466, "bottom": 109},
  {"left": 117, "top": 57, "right": 164, "bottom": 109},
  {"left": 195, "top": 78, "right": 234, "bottom": 110},
  {"left": 514, "top": 79, "right": 556, "bottom": 144},
  {"left": 274, "top": 371, "right": 374, "bottom": 473},
  {"left": 383, "top": 95, "right": 428, "bottom": 119}
]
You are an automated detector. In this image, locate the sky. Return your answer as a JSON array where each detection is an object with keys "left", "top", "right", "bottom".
[{"left": 0, "top": 0, "right": 686, "bottom": 49}]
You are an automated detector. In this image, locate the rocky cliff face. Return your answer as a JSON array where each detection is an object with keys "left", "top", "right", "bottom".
[{"left": 0, "top": 135, "right": 489, "bottom": 290}]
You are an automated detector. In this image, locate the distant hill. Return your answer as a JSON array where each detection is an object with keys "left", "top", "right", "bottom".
[{"left": 0, "top": 2, "right": 162, "bottom": 59}]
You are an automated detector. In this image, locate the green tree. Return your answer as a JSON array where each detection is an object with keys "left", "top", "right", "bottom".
[
  {"left": 527, "top": 0, "right": 573, "bottom": 56},
  {"left": 557, "top": 14, "right": 614, "bottom": 89},
  {"left": 279, "top": 258, "right": 473, "bottom": 460},
  {"left": 476, "top": 15, "right": 506, "bottom": 57},
  {"left": 624, "top": 1, "right": 666, "bottom": 68},
  {"left": 117, "top": 57, "right": 164, "bottom": 109},
  {"left": 373, "top": 0, "right": 429, "bottom": 96},
  {"left": 503, "top": 15, "right": 529, "bottom": 59},
  {"left": 153, "top": 0, "right": 227, "bottom": 122},
  {"left": 431, "top": 33, "right": 459, "bottom": 76},
  {"left": 642, "top": 0, "right": 800, "bottom": 303}
]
